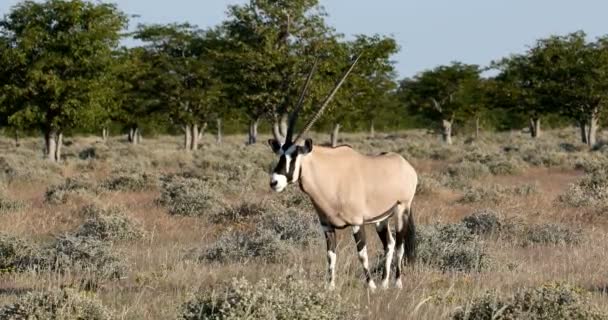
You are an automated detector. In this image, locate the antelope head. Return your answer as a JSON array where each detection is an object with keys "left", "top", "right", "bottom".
[{"left": 268, "top": 54, "right": 361, "bottom": 192}]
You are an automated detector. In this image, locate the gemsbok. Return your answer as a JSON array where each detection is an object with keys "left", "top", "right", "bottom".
[{"left": 267, "top": 55, "right": 418, "bottom": 290}]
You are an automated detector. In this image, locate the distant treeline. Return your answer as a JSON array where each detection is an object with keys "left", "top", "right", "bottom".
[{"left": 1, "top": 1, "right": 606, "bottom": 161}]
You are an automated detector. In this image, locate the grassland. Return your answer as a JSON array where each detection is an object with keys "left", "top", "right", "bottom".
[{"left": 1, "top": 128, "right": 608, "bottom": 319}]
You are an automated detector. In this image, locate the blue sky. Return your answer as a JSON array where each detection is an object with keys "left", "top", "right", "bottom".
[{"left": 2, "top": 0, "right": 607, "bottom": 78}]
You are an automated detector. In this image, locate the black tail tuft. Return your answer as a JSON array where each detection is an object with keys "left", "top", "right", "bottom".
[{"left": 404, "top": 207, "right": 416, "bottom": 264}]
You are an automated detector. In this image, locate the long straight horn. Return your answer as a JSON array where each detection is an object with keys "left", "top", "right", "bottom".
[
  {"left": 285, "top": 58, "right": 319, "bottom": 143},
  {"left": 293, "top": 52, "right": 363, "bottom": 144}
]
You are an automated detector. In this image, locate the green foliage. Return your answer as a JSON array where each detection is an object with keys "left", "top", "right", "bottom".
[
  {"left": 158, "top": 175, "right": 222, "bottom": 216},
  {"left": 0, "top": 288, "right": 112, "bottom": 320},
  {"left": 452, "top": 284, "right": 606, "bottom": 320},
  {"left": 0, "top": 0, "right": 127, "bottom": 135},
  {"left": 75, "top": 204, "right": 145, "bottom": 241},
  {"left": 44, "top": 177, "right": 95, "bottom": 204},
  {"left": 417, "top": 223, "right": 490, "bottom": 272},
  {"left": 559, "top": 168, "right": 608, "bottom": 207},
  {"left": 0, "top": 234, "right": 41, "bottom": 273},
  {"left": 179, "top": 277, "right": 357, "bottom": 320},
  {"left": 100, "top": 171, "right": 156, "bottom": 192}
]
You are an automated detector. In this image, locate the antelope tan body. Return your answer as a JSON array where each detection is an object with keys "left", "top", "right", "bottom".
[
  {"left": 299, "top": 146, "right": 417, "bottom": 228},
  {"left": 266, "top": 53, "right": 418, "bottom": 290}
]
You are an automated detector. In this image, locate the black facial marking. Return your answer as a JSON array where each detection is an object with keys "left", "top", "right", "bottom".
[{"left": 272, "top": 147, "right": 299, "bottom": 182}]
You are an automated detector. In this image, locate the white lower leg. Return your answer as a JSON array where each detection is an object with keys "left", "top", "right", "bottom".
[
  {"left": 381, "top": 238, "right": 395, "bottom": 289},
  {"left": 358, "top": 246, "right": 376, "bottom": 289},
  {"left": 395, "top": 243, "right": 405, "bottom": 289},
  {"left": 327, "top": 250, "right": 336, "bottom": 289}
]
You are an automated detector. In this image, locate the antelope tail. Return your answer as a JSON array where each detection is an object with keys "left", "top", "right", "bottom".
[{"left": 404, "top": 206, "right": 416, "bottom": 264}]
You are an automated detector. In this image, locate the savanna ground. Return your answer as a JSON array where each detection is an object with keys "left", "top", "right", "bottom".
[{"left": 2, "top": 128, "right": 608, "bottom": 319}]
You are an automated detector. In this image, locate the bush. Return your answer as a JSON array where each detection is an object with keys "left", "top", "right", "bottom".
[
  {"left": 212, "top": 200, "right": 268, "bottom": 223},
  {"left": 45, "top": 177, "right": 95, "bottom": 204},
  {"left": 75, "top": 204, "right": 144, "bottom": 241},
  {"left": 47, "top": 235, "right": 127, "bottom": 280},
  {"left": 198, "top": 228, "right": 288, "bottom": 263},
  {"left": 179, "top": 277, "right": 356, "bottom": 320},
  {"left": 559, "top": 169, "right": 608, "bottom": 207},
  {"left": 158, "top": 175, "right": 221, "bottom": 216},
  {"left": 444, "top": 161, "right": 490, "bottom": 180},
  {"left": 460, "top": 184, "right": 538, "bottom": 204},
  {"left": 0, "top": 234, "right": 42, "bottom": 273},
  {"left": 452, "top": 283, "right": 606, "bottom": 320},
  {"left": 0, "top": 288, "right": 111, "bottom": 320},
  {"left": 417, "top": 223, "right": 490, "bottom": 272},
  {"left": 416, "top": 173, "right": 443, "bottom": 195},
  {"left": 487, "top": 158, "right": 525, "bottom": 175},
  {"left": 100, "top": 171, "right": 156, "bottom": 192},
  {"left": 518, "top": 224, "right": 582, "bottom": 247},
  {"left": 462, "top": 210, "right": 502, "bottom": 235},
  {"left": 261, "top": 209, "right": 320, "bottom": 246}
]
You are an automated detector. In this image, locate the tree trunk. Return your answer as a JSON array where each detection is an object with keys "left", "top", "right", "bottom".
[
  {"left": 102, "top": 127, "right": 108, "bottom": 142},
  {"left": 198, "top": 123, "right": 207, "bottom": 141},
  {"left": 183, "top": 124, "right": 192, "bottom": 151},
  {"left": 587, "top": 113, "right": 599, "bottom": 148},
  {"left": 55, "top": 132, "right": 63, "bottom": 162},
  {"left": 579, "top": 121, "right": 588, "bottom": 144},
  {"left": 370, "top": 120, "right": 375, "bottom": 138},
  {"left": 248, "top": 119, "right": 259, "bottom": 145},
  {"left": 216, "top": 118, "right": 223, "bottom": 144},
  {"left": 279, "top": 113, "right": 289, "bottom": 138},
  {"left": 132, "top": 127, "right": 141, "bottom": 145},
  {"left": 191, "top": 124, "right": 199, "bottom": 151},
  {"left": 128, "top": 128, "right": 134, "bottom": 143},
  {"left": 45, "top": 130, "right": 57, "bottom": 162},
  {"left": 441, "top": 119, "right": 453, "bottom": 145},
  {"left": 136, "top": 129, "right": 142, "bottom": 144},
  {"left": 330, "top": 123, "right": 341, "bottom": 147},
  {"left": 475, "top": 116, "right": 480, "bottom": 139},
  {"left": 529, "top": 118, "right": 541, "bottom": 138},
  {"left": 13, "top": 130, "right": 20, "bottom": 147}
]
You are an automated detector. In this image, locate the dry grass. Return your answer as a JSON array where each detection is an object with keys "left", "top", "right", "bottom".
[{"left": 1, "top": 129, "right": 608, "bottom": 319}]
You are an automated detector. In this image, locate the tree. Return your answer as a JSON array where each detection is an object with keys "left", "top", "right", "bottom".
[
  {"left": 399, "top": 62, "right": 480, "bottom": 144},
  {"left": 0, "top": 0, "right": 127, "bottom": 161},
  {"left": 218, "top": 0, "right": 336, "bottom": 144},
  {"left": 134, "top": 23, "right": 223, "bottom": 151},
  {"left": 535, "top": 31, "right": 608, "bottom": 146}
]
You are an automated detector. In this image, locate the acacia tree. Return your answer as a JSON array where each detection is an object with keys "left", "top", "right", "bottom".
[
  {"left": 537, "top": 31, "right": 608, "bottom": 146},
  {"left": 0, "top": 0, "right": 127, "bottom": 161},
  {"left": 399, "top": 62, "right": 480, "bottom": 144},
  {"left": 218, "top": 0, "right": 336, "bottom": 144},
  {"left": 135, "top": 23, "right": 222, "bottom": 151}
]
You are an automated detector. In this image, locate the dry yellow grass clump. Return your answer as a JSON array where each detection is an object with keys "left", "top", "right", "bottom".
[{"left": 1, "top": 129, "right": 608, "bottom": 319}]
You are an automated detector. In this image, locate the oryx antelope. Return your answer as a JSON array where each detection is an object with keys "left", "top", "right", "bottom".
[{"left": 267, "top": 55, "right": 418, "bottom": 290}]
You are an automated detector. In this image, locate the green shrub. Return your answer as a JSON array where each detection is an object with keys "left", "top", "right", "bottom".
[
  {"left": 452, "top": 283, "right": 606, "bottom": 320},
  {"left": 261, "top": 209, "right": 320, "bottom": 246},
  {"left": 487, "top": 158, "right": 525, "bottom": 175},
  {"left": 45, "top": 177, "right": 96, "bottom": 204},
  {"left": 517, "top": 224, "right": 582, "bottom": 247},
  {"left": 48, "top": 235, "right": 127, "bottom": 280},
  {"left": 0, "top": 288, "right": 111, "bottom": 320},
  {"left": 416, "top": 173, "right": 443, "bottom": 195},
  {"left": 0, "top": 190, "right": 25, "bottom": 214},
  {"left": 179, "top": 277, "right": 357, "bottom": 320},
  {"left": 158, "top": 175, "right": 222, "bottom": 216},
  {"left": 559, "top": 169, "right": 608, "bottom": 207},
  {"left": 100, "top": 171, "right": 156, "bottom": 192},
  {"left": 444, "top": 161, "right": 490, "bottom": 180},
  {"left": 417, "top": 223, "right": 489, "bottom": 272},
  {"left": 198, "top": 228, "right": 288, "bottom": 263},
  {"left": 462, "top": 210, "right": 502, "bottom": 235},
  {"left": 212, "top": 200, "right": 268, "bottom": 223},
  {"left": 0, "top": 234, "right": 42, "bottom": 273},
  {"left": 75, "top": 204, "right": 145, "bottom": 241}
]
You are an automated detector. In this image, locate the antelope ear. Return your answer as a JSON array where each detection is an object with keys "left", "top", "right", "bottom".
[
  {"left": 268, "top": 139, "right": 281, "bottom": 154},
  {"left": 301, "top": 138, "right": 313, "bottom": 154}
]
